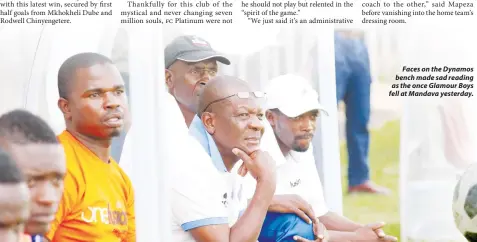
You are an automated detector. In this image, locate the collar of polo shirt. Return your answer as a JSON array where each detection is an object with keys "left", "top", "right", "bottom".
[{"left": 189, "top": 115, "right": 228, "bottom": 172}]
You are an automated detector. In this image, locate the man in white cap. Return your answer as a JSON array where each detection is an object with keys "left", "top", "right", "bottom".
[{"left": 263, "top": 74, "right": 398, "bottom": 242}]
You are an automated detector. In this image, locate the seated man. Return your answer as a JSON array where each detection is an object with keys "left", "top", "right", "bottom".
[
  {"left": 263, "top": 74, "right": 398, "bottom": 242},
  {"left": 0, "top": 148, "right": 30, "bottom": 242},
  {"left": 186, "top": 75, "right": 323, "bottom": 242},
  {"left": 0, "top": 110, "right": 67, "bottom": 241},
  {"left": 46, "top": 52, "right": 135, "bottom": 241},
  {"left": 164, "top": 35, "right": 231, "bottom": 128},
  {"left": 121, "top": 34, "right": 228, "bottom": 181}
]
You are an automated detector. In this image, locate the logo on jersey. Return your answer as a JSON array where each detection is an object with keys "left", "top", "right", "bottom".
[
  {"left": 290, "top": 178, "right": 301, "bottom": 188},
  {"left": 222, "top": 193, "right": 228, "bottom": 207},
  {"left": 80, "top": 201, "right": 128, "bottom": 225}
]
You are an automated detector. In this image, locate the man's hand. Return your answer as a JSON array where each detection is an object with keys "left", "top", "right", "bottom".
[
  {"left": 354, "top": 222, "right": 398, "bottom": 242},
  {"left": 293, "top": 219, "right": 329, "bottom": 242},
  {"left": 233, "top": 148, "right": 276, "bottom": 184},
  {"left": 269, "top": 194, "right": 316, "bottom": 224},
  {"left": 313, "top": 218, "right": 329, "bottom": 241}
]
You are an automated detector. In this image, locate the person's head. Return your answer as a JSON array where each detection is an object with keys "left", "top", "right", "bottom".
[
  {"left": 198, "top": 76, "right": 266, "bottom": 157},
  {"left": 165, "top": 35, "right": 231, "bottom": 114},
  {"left": 265, "top": 74, "right": 328, "bottom": 153},
  {"left": 57, "top": 52, "right": 128, "bottom": 140},
  {"left": 0, "top": 148, "right": 29, "bottom": 241},
  {"left": 0, "top": 110, "right": 66, "bottom": 234}
]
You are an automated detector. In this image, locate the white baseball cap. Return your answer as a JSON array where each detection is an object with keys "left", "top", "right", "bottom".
[{"left": 265, "top": 74, "right": 328, "bottom": 117}]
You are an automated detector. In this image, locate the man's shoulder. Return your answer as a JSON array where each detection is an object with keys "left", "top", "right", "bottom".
[
  {"left": 171, "top": 135, "right": 228, "bottom": 195},
  {"left": 57, "top": 130, "right": 74, "bottom": 146},
  {"left": 111, "top": 160, "right": 133, "bottom": 185},
  {"left": 173, "top": 135, "right": 214, "bottom": 166},
  {"left": 260, "top": 120, "right": 287, "bottom": 167},
  {"left": 56, "top": 131, "right": 96, "bottom": 183},
  {"left": 57, "top": 131, "right": 81, "bottom": 162}
]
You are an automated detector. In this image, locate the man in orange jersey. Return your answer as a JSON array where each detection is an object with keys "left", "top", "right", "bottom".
[
  {"left": 0, "top": 110, "right": 66, "bottom": 242},
  {"left": 0, "top": 148, "right": 30, "bottom": 242},
  {"left": 45, "top": 52, "right": 135, "bottom": 241}
]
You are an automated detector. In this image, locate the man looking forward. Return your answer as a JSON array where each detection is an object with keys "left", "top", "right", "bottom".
[
  {"left": 46, "top": 52, "right": 135, "bottom": 241},
  {"left": 0, "top": 148, "right": 30, "bottom": 242},
  {"left": 0, "top": 109, "right": 67, "bottom": 242}
]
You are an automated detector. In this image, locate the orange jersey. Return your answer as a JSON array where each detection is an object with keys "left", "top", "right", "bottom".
[{"left": 46, "top": 131, "right": 135, "bottom": 242}]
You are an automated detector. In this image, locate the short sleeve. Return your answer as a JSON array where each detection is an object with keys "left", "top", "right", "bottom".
[
  {"left": 171, "top": 136, "right": 229, "bottom": 231},
  {"left": 124, "top": 173, "right": 136, "bottom": 241}
]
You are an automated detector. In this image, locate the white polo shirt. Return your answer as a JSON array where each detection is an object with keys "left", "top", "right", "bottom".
[
  {"left": 173, "top": 115, "right": 247, "bottom": 242},
  {"left": 170, "top": 135, "right": 247, "bottom": 242},
  {"left": 120, "top": 92, "right": 189, "bottom": 183},
  {"left": 278, "top": 147, "right": 328, "bottom": 217},
  {"left": 120, "top": 93, "right": 246, "bottom": 241},
  {"left": 243, "top": 144, "right": 328, "bottom": 218}
]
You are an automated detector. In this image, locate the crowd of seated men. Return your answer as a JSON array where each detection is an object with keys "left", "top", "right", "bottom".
[{"left": 0, "top": 34, "right": 396, "bottom": 242}]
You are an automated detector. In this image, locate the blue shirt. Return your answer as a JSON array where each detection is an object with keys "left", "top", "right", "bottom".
[{"left": 188, "top": 115, "right": 227, "bottom": 172}]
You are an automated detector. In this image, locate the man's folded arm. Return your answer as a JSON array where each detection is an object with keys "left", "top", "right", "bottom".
[
  {"left": 172, "top": 182, "right": 230, "bottom": 242},
  {"left": 185, "top": 182, "right": 273, "bottom": 242}
]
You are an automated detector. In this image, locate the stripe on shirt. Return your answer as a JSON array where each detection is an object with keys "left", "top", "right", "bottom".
[{"left": 181, "top": 217, "right": 229, "bottom": 231}]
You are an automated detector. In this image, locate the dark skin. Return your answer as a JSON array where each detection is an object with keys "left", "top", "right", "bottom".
[
  {"left": 165, "top": 59, "right": 218, "bottom": 127},
  {"left": 199, "top": 76, "right": 265, "bottom": 169},
  {"left": 267, "top": 109, "right": 319, "bottom": 155},
  {"left": 189, "top": 76, "right": 276, "bottom": 242},
  {"left": 0, "top": 183, "right": 30, "bottom": 242},
  {"left": 5, "top": 143, "right": 66, "bottom": 235},
  {"left": 58, "top": 63, "right": 129, "bottom": 163},
  {"left": 267, "top": 110, "right": 397, "bottom": 242}
]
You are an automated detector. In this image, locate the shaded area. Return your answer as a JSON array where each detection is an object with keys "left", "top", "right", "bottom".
[
  {"left": 110, "top": 72, "right": 130, "bottom": 162},
  {"left": 455, "top": 179, "right": 461, "bottom": 202},
  {"left": 465, "top": 232, "right": 477, "bottom": 242},
  {"left": 465, "top": 184, "right": 477, "bottom": 219}
]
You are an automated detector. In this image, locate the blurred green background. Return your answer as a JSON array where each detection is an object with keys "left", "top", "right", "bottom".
[{"left": 341, "top": 120, "right": 400, "bottom": 239}]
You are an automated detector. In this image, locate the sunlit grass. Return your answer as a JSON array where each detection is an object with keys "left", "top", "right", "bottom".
[{"left": 340, "top": 120, "right": 401, "bottom": 239}]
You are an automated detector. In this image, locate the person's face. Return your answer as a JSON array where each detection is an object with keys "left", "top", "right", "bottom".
[
  {"left": 208, "top": 95, "right": 265, "bottom": 155},
  {"left": 268, "top": 110, "right": 319, "bottom": 152},
  {"left": 59, "top": 63, "right": 129, "bottom": 139},
  {"left": 0, "top": 183, "right": 30, "bottom": 242},
  {"left": 166, "top": 60, "right": 218, "bottom": 113},
  {"left": 8, "top": 143, "right": 66, "bottom": 234}
]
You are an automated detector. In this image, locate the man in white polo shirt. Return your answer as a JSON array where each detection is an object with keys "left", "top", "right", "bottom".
[
  {"left": 186, "top": 75, "right": 278, "bottom": 241},
  {"left": 119, "top": 73, "right": 254, "bottom": 241},
  {"left": 264, "top": 74, "right": 398, "bottom": 242}
]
